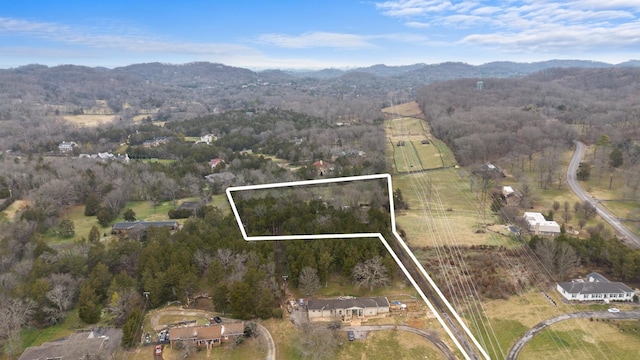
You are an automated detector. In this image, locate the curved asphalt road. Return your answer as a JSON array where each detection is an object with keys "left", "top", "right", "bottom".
[
  {"left": 343, "top": 325, "right": 456, "bottom": 360},
  {"left": 566, "top": 141, "right": 640, "bottom": 247},
  {"left": 507, "top": 310, "right": 640, "bottom": 359}
]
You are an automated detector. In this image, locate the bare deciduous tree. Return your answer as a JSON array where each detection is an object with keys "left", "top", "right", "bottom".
[
  {"left": 352, "top": 256, "right": 390, "bottom": 291},
  {"left": 298, "top": 267, "right": 321, "bottom": 296},
  {"left": 293, "top": 323, "right": 339, "bottom": 360}
]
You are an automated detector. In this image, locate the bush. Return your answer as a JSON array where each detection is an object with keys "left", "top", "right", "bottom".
[
  {"left": 272, "top": 308, "right": 283, "bottom": 319},
  {"left": 96, "top": 207, "right": 116, "bottom": 227},
  {"left": 168, "top": 208, "right": 193, "bottom": 219}
]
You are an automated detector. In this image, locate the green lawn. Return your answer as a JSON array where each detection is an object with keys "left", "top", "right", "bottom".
[{"left": 20, "top": 310, "right": 83, "bottom": 349}]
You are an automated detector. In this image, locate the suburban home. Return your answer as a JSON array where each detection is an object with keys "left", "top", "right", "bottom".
[
  {"left": 556, "top": 272, "right": 635, "bottom": 302},
  {"left": 143, "top": 136, "right": 170, "bottom": 148},
  {"left": 169, "top": 322, "right": 244, "bottom": 349},
  {"left": 58, "top": 141, "right": 78, "bottom": 153},
  {"left": 111, "top": 220, "right": 179, "bottom": 235},
  {"left": 209, "top": 158, "right": 224, "bottom": 169},
  {"left": 523, "top": 212, "right": 560, "bottom": 237},
  {"left": 80, "top": 152, "right": 130, "bottom": 163},
  {"left": 197, "top": 134, "right": 217, "bottom": 144},
  {"left": 307, "top": 297, "right": 390, "bottom": 322},
  {"left": 18, "top": 328, "right": 122, "bottom": 360},
  {"left": 312, "top": 160, "right": 333, "bottom": 176}
]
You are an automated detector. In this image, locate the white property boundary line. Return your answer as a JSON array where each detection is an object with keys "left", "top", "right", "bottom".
[{"left": 226, "top": 174, "right": 490, "bottom": 360}]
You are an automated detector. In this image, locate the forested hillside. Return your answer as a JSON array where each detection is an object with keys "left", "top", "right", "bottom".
[{"left": 418, "top": 68, "right": 640, "bottom": 168}]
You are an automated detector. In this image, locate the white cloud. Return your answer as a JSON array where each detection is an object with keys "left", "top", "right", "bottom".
[
  {"left": 0, "top": 16, "right": 257, "bottom": 57},
  {"left": 405, "top": 21, "right": 431, "bottom": 28},
  {"left": 374, "top": 0, "right": 640, "bottom": 54},
  {"left": 375, "top": 0, "right": 453, "bottom": 17},
  {"left": 257, "top": 32, "right": 374, "bottom": 49}
]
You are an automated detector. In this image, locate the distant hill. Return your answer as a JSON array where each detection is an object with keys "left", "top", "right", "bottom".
[{"left": 0, "top": 59, "right": 637, "bottom": 124}]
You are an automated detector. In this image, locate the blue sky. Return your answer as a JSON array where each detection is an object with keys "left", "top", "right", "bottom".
[{"left": 0, "top": 0, "right": 638, "bottom": 69}]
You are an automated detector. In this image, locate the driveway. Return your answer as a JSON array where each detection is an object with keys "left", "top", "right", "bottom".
[
  {"left": 507, "top": 310, "right": 640, "bottom": 359},
  {"left": 566, "top": 141, "right": 640, "bottom": 247}
]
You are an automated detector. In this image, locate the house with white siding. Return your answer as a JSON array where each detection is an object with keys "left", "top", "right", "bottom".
[
  {"left": 556, "top": 272, "right": 635, "bottom": 302},
  {"left": 523, "top": 212, "right": 560, "bottom": 237},
  {"left": 307, "top": 297, "right": 390, "bottom": 322}
]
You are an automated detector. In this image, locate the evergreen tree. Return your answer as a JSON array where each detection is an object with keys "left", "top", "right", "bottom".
[
  {"left": 122, "top": 309, "right": 144, "bottom": 348},
  {"left": 84, "top": 194, "right": 100, "bottom": 216},
  {"left": 123, "top": 208, "right": 137, "bottom": 222},
  {"left": 78, "top": 282, "right": 101, "bottom": 324},
  {"left": 609, "top": 147, "right": 623, "bottom": 168}
]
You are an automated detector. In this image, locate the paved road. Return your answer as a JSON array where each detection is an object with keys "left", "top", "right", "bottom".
[
  {"left": 343, "top": 325, "right": 456, "bottom": 360},
  {"left": 566, "top": 141, "right": 640, "bottom": 247},
  {"left": 507, "top": 310, "right": 640, "bottom": 359}
]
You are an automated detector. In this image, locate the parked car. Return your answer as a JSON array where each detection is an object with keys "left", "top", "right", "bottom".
[
  {"left": 348, "top": 330, "right": 355, "bottom": 341},
  {"left": 154, "top": 344, "right": 162, "bottom": 355},
  {"left": 608, "top": 307, "right": 620, "bottom": 313}
]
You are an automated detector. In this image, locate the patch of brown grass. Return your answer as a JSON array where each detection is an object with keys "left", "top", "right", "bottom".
[
  {"left": 1, "top": 199, "right": 30, "bottom": 221},
  {"left": 63, "top": 114, "right": 116, "bottom": 127},
  {"left": 381, "top": 101, "right": 424, "bottom": 118}
]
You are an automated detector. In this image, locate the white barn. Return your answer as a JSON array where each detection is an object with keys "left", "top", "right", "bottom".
[
  {"left": 556, "top": 272, "right": 635, "bottom": 302},
  {"left": 307, "top": 297, "right": 390, "bottom": 322},
  {"left": 523, "top": 212, "right": 560, "bottom": 236}
]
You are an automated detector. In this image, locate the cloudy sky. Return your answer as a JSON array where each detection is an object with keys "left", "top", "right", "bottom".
[{"left": 1, "top": 0, "right": 638, "bottom": 69}]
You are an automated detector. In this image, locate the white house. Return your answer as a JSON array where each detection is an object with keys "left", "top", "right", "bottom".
[
  {"left": 557, "top": 272, "right": 635, "bottom": 302},
  {"left": 523, "top": 212, "right": 560, "bottom": 236},
  {"left": 58, "top": 141, "right": 77, "bottom": 153},
  {"left": 307, "top": 297, "right": 390, "bottom": 322},
  {"left": 197, "top": 134, "right": 217, "bottom": 144},
  {"left": 502, "top": 186, "right": 514, "bottom": 197}
]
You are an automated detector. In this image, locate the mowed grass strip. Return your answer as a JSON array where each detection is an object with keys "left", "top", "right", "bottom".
[
  {"left": 393, "top": 170, "right": 497, "bottom": 246},
  {"left": 381, "top": 101, "right": 424, "bottom": 118}
]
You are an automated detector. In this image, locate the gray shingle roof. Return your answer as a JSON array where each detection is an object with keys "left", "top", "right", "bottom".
[
  {"left": 307, "top": 297, "right": 389, "bottom": 311},
  {"left": 112, "top": 220, "right": 178, "bottom": 230},
  {"left": 558, "top": 280, "right": 633, "bottom": 295}
]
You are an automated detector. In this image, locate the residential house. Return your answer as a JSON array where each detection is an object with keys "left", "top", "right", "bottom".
[
  {"left": 80, "top": 152, "right": 130, "bottom": 163},
  {"left": 143, "top": 136, "right": 170, "bottom": 148},
  {"left": 556, "top": 272, "right": 635, "bottom": 302},
  {"left": 209, "top": 158, "right": 224, "bottom": 170},
  {"left": 312, "top": 160, "right": 333, "bottom": 176},
  {"left": 197, "top": 134, "right": 217, "bottom": 144},
  {"left": 169, "top": 322, "right": 244, "bottom": 349},
  {"left": 307, "top": 297, "right": 390, "bottom": 322},
  {"left": 523, "top": 212, "right": 560, "bottom": 237},
  {"left": 58, "top": 141, "right": 78, "bottom": 153},
  {"left": 18, "top": 328, "right": 122, "bottom": 360},
  {"left": 111, "top": 220, "right": 179, "bottom": 235}
]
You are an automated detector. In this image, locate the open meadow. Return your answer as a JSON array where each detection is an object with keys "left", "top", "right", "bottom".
[{"left": 63, "top": 114, "right": 117, "bottom": 127}]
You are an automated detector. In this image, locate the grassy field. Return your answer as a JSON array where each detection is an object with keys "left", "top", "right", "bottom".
[
  {"left": 392, "top": 170, "right": 501, "bottom": 247},
  {"left": 41, "top": 194, "right": 230, "bottom": 245},
  {"left": 381, "top": 101, "right": 424, "bottom": 118},
  {"left": 63, "top": 114, "right": 116, "bottom": 127},
  {"left": 20, "top": 310, "right": 83, "bottom": 350}
]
